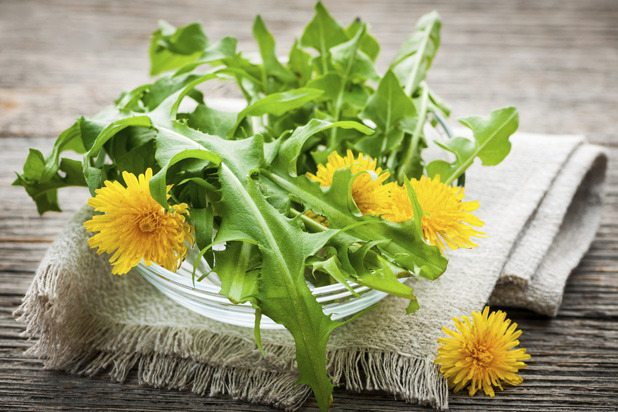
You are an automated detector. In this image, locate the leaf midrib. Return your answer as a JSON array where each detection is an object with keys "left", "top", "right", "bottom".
[
  {"left": 156, "top": 120, "right": 332, "bottom": 399},
  {"left": 220, "top": 163, "right": 332, "bottom": 402},
  {"left": 403, "top": 21, "right": 436, "bottom": 96}
]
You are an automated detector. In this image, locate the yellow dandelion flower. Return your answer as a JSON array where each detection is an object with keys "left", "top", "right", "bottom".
[
  {"left": 307, "top": 150, "right": 390, "bottom": 215},
  {"left": 84, "top": 168, "right": 195, "bottom": 275},
  {"left": 383, "top": 175, "right": 485, "bottom": 252},
  {"left": 435, "top": 307, "right": 531, "bottom": 397}
]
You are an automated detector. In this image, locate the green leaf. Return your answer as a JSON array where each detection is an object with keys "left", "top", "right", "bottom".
[
  {"left": 403, "top": 177, "right": 425, "bottom": 239},
  {"left": 187, "top": 104, "right": 237, "bottom": 138},
  {"left": 287, "top": 40, "right": 313, "bottom": 86},
  {"left": 214, "top": 163, "right": 340, "bottom": 412},
  {"left": 140, "top": 104, "right": 338, "bottom": 410},
  {"left": 83, "top": 116, "right": 153, "bottom": 193},
  {"left": 229, "top": 88, "right": 324, "bottom": 137},
  {"left": 150, "top": 148, "right": 221, "bottom": 208},
  {"left": 168, "top": 73, "right": 221, "bottom": 121},
  {"left": 113, "top": 136, "right": 157, "bottom": 176},
  {"left": 190, "top": 206, "right": 215, "bottom": 253},
  {"left": 354, "top": 256, "right": 419, "bottom": 314},
  {"left": 360, "top": 70, "right": 414, "bottom": 132},
  {"left": 428, "top": 88, "right": 451, "bottom": 118},
  {"left": 458, "top": 107, "right": 519, "bottom": 166},
  {"left": 40, "top": 120, "right": 86, "bottom": 181},
  {"left": 426, "top": 107, "right": 519, "bottom": 184},
  {"left": 85, "top": 116, "right": 153, "bottom": 161},
  {"left": 116, "top": 84, "right": 151, "bottom": 112},
  {"left": 262, "top": 168, "right": 447, "bottom": 280},
  {"left": 390, "top": 11, "right": 441, "bottom": 96},
  {"left": 80, "top": 106, "right": 125, "bottom": 151},
  {"left": 13, "top": 157, "right": 87, "bottom": 214},
  {"left": 16, "top": 118, "right": 91, "bottom": 198},
  {"left": 254, "top": 307, "right": 265, "bottom": 356},
  {"left": 309, "top": 252, "right": 360, "bottom": 297},
  {"left": 395, "top": 86, "right": 429, "bottom": 182},
  {"left": 277, "top": 119, "right": 373, "bottom": 177},
  {"left": 325, "top": 22, "right": 377, "bottom": 148},
  {"left": 215, "top": 59, "right": 264, "bottom": 100},
  {"left": 253, "top": 15, "right": 295, "bottom": 86},
  {"left": 240, "top": 88, "right": 324, "bottom": 117},
  {"left": 142, "top": 73, "right": 206, "bottom": 111},
  {"left": 345, "top": 19, "right": 380, "bottom": 62},
  {"left": 20, "top": 149, "right": 48, "bottom": 182},
  {"left": 306, "top": 73, "right": 342, "bottom": 102},
  {"left": 150, "top": 21, "right": 209, "bottom": 75},
  {"left": 330, "top": 24, "right": 378, "bottom": 82},
  {"left": 214, "top": 241, "right": 260, "bottom": 304},
  {"left": 357, "top": 70, "right": 416, "bottom": 157},
  {"left": 173, "top": 36, "right": 239, "bottom": 76},
  {"left": 300, "top": 1, "right": 348, "bottom": 55}
]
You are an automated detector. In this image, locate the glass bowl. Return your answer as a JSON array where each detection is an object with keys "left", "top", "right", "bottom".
[
  {"left": 136, "top": 246, "right": 393, "bottom": 329},
  {"left": 136, "top": 109, "right": 454, "bottom": 330}
]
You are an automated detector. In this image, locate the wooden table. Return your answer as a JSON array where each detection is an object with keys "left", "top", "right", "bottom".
[{"left": 1, "top": 0, "right": 617, "bottom": 410}]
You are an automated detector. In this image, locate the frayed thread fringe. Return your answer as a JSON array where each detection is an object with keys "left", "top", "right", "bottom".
[
  {"left": 14, "top": 208, "right": 448, "bottom": 411},
  {"left": 16, "top": 293, "right": 448, "bottom": 410}
]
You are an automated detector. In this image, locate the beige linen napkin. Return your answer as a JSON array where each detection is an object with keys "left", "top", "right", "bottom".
[
  {"left": 16, "top": 133, "right": 607, "bottom": 410},
  {"left": 490, "top": 144, "right": 607, "bottom": 315}
]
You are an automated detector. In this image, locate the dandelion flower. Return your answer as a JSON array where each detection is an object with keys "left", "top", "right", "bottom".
[
  {"left": 435, "top": 307, "right": 531, "bottom": 397},
  {"left": 307, "top": 150, "right": 390, "bottom": 215},
  {"left": 84, "top": 168, "right": 194, "bottom": 275},
  {"left": 384, "top": 175, "right": 485, "bottom": 252}
]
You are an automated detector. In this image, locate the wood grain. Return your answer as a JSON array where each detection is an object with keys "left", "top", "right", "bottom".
[{"left": 1, "top": 0, "right": 617, "bottom": 410}]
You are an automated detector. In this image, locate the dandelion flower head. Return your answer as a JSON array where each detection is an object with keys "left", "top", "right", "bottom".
[
  {"left": 307, "top": 150, "right": 390, "bottom": 216},
  {"left": 384, "top": 175, "right": 485, "bottom": 252},
  {"left": 84, "top": 168, "right": 194, "bottom": 275},
  {"left": 435, "top": 307, "right": 531, "bottom": 397}
]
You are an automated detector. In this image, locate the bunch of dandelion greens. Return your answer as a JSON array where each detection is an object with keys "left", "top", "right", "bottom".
[{"left": 13, "top": 2, "right": 520, "bottom": 410}]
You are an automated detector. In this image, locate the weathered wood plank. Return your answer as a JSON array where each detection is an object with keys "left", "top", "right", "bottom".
[{"left": 1, "top": 0, "right": 617, "bottom": 144}]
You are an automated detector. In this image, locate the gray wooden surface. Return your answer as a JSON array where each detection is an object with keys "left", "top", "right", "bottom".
[{"left": 1, "top": 0, "right": 617, "bottom": 410}]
